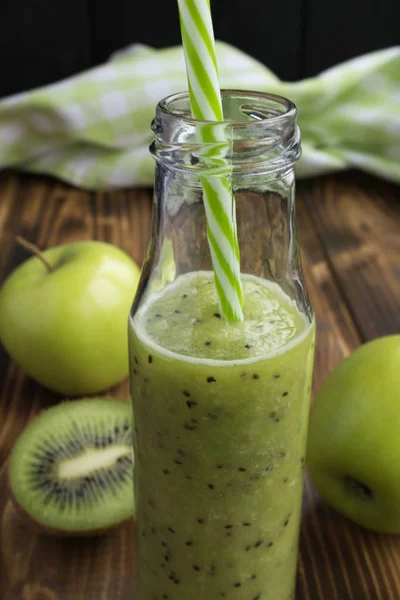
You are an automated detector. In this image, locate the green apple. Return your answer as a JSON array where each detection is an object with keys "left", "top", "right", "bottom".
[
  {"left": 307, "top": 335, "right": 400, "bottom": 533},
  {"left": 0, "top": 240, "right": 140, "bottom": 396}
]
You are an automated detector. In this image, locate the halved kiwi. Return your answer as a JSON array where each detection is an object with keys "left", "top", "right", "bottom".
[{"left": 9, "top": 398, "right": 135, "bottom": 535}]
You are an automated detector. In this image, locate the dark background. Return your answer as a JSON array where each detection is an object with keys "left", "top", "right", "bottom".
[{"left": 0, "top": 0, "right": 399, "bottom": 98}]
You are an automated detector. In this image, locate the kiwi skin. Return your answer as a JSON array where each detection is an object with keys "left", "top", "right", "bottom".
[
  {"left": 7, "top": 475, "right": 134, "bottom": 537},
  {"left": 8, "top": 397, "right": 135, "bottom": 536}
]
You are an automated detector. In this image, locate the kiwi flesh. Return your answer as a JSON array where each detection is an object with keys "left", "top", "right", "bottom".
[{"left": 9, "top": 398, "right": 134, "bottom": 535}]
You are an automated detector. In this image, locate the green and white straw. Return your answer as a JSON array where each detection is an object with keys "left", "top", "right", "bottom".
[{"left": 177, "top": 0, "right": 244, "bottom": 322}]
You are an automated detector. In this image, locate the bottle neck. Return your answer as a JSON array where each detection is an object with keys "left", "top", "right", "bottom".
[{"left": 150, "top": 90, "right": 301, "bottom": 177}]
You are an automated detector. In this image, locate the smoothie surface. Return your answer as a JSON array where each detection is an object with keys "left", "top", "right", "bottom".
[{"left": 134, "top": 271, "right": 309, "bottom": 361}]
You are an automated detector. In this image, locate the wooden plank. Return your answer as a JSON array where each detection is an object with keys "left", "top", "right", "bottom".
[
  {"left": 0, "top": 171, "right": 400, "bottom": 599},
  {"left": 212, "top": 0, "right": 304, "bottom": 80},
  {"left": 89, "top": 0, "right": 305, "bottom": 80},
  {"left": 0, "top": 2, "right": 91, "bottom": 97},
  {"left": 296, "top": 192, "right": 361, "bottom": 393},
  {"left": 302, "top": 172, "right": 400, "bottom": 340},
  {"left": 296, "top": 190, "right": 400, "bottom": 600},
  {"left": 297, "top": 174, "right": 400, "bottom": 600},
  {"left": 304, "top": 0, "right": 400, "bottom": 76},
  {"left": 0, "top": 173, "right": 152, "bottom": 599}
]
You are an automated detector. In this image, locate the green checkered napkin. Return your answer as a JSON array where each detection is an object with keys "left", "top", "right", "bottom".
[{"left": 0, "top": 42, "right": 399, "bottom": 189}]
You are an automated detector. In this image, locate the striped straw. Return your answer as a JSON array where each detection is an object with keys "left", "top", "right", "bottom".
[{"left": 177, "top": 0, "right": 244, "bottom": 322}]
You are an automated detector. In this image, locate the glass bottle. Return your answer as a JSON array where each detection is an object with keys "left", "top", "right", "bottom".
[{"left": 129, "top": 90, "right": 315, "bottom": 600}]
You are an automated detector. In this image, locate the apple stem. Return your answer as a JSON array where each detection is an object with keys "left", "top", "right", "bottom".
[{"left": 15, "top": 236, "right": 53, "bottom": 273}]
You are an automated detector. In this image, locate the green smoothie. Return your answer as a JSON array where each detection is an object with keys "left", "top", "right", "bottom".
[{"left": 129, "top": 271, "right": 315, "bottom": 600}]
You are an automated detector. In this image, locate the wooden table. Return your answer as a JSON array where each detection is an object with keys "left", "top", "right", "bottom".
[{"left": 0, "top": 170, "right": 399, "bottom": 599}]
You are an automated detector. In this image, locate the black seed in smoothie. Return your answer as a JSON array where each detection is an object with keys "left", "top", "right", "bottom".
[
  {"left": 224, "top": 524, "right": 233, "bottom": 529},
  {"left": 254, "top": 540, "right": 263, "bottom": 548},
  {"left": 280, "top": 451, "right": 287, "bottom": 458},
  {"left": 214, "top": 312, "right": 221, "bottom": 318},
  {"left": 182, "top": 390, "right": 191, "bottom": 397},
  {"left": 148, "top": 355, "right": 153, "bottom": 364},
  {"left": 197, "top": 518, "right": 204, "bottom": 524},
  {"left": 193, "top": 565, "right": 200, "bottom": 571},
  {"left": 253, "top": 595, "right": 262, "bottom": 600},
  {"left": 207, "top": 376, "right": 216, "bottom": 383},
  {"left": 204, "top": 341, "right": 211, "bottom": 346},
  {"left": 168, "top": 527, "right": 175, "bottom": 534},
  {"left": 186, "top": 400, "right": 197, "bottom": 408},
  {"left": 185, "top": 540, "right": 193, "bottom": 546},
  {"left": 301, "top": 457, "right": 306, "bottom": 468},
  {"left": 245, "top": 344, "right": 253, "bottom": 349},
  {"left": 217, "top": 465, "right": 224, "bottom": 469},
  {"left": 174, "top": 310, "right": 181, "bottom": 314},
  {"left": 184, "top": 423, "right": 197, "bottom": 431},
  {"left": 234, "top": 582, "right": 241, "bottom": 588},
  {"left": 177, "top": 449, "right": 185, "bottom": 456},
  {"left": 245, "top": 545, "right": 251, "bottom": 551},
  {"left": 238, "top": 467, "right": 247, "bottom": 472},
  {"left": 265, "top": 465, "right": 273, "bottom": 473},
  {"left": 182, "top": 294, "right": 188, "bottom": 298},
  {"left": 242, "top": 522, "right": 251, "bottom": 527},
  {"left": 134, "top": 356, "right": 139, "bottom": 365},
  {"left": 240, "top": 372, "right": 247, "bottom": 379},
  {"left": 208, "top": 484, "right": 215, "bottom": 490},
  {"left": 156, "top": 313, "right": 163, "bottom": 318},
  {"left": 284, "top": 477, "right": 289, "bottom": 484},
  {"left": 220, "top": 594, "right": 226, "bottom": 598},
  {"left": 162, "top": 469, "right": 169, "bottom": 475},
  {"left": 284, "top": 517, "right": 290, "bottom": 527},
  {"left": 252, "top": 374, "right": 260, "bottom": 380},
  {"left": 274, "top": 374, "right": 280, "bottom": 379},
  {"left": 133, "top": 369, "right": 137, "bottom": 375},
  {"left": 251, "top": 574, "right": 257, "bottom": 579},
  {"left": 161, "top": 541, "right": 168, "bottom": 547},
  {"left": 175, "top": 460, "right": 182, "bottom": 465},
  {"left": 270, "top": 411, "right": 276, "bottom": 419},
  {"left": 185, "top": 475, "right": 193, "bottom": 480},
  {"left": 282, "top": 391, "right": 289, "bottom": 397}
]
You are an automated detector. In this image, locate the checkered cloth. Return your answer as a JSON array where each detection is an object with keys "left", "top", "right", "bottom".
[{"left": 0, "top": 42, "right": 399, "bottom": 189}]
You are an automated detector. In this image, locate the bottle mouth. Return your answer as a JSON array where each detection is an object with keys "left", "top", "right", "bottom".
[
  {"left": 158, "top": 90, "right": 297, "bottom": 129},
  {"left": 152, "top": 90, "right": 301, "bottom": 175}
]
